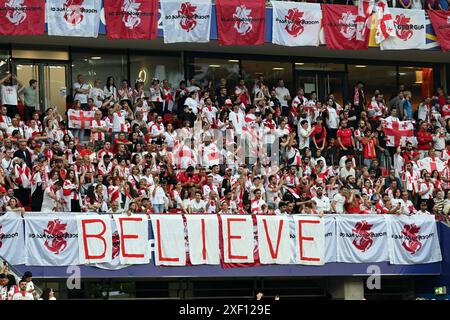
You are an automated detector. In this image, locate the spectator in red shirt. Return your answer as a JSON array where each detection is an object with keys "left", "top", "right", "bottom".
[
  {"left": 311, "top": 116, "right": 327, "bottom": 153},
  {"left": 417, "top": 122, "right": 433, "bottom": 158},
  {"left": 337, "top": 120, "right": 355, "bottom": 157}
]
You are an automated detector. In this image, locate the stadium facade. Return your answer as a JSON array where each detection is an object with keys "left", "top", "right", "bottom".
[{"left": 1, "top": 4, "right": 450, "bottom": 300}]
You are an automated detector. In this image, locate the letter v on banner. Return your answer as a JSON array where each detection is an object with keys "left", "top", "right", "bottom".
[
  {"left": 293, "top": 215, "right": 325, "bottom": 265},
  {"left": 150, "top": 215, "right": 186, "bottom": 266},
  {"left": 256, "top": 215, "right": 291, "bottom": 264},
  {"left": 185, "top": 215, "right": 220, "bottom": 265},
  {"left": 77, "top": 216, "right": 112, "bottom": 264}
]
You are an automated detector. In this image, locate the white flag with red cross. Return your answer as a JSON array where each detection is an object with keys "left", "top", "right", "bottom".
[
  {"left": 418, "top": 157, "right": 446, "bottom": 174},
  {"left": 381, "top": 118, "right": 416, "bottom": 147},
  {"left": 68, "top": 109, "right": 95, "bottom": 129}
]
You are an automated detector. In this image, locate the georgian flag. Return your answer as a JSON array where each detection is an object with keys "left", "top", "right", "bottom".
[
  {"left": 374, "top": 0, "right": 396, "bottom": 44},
  {"left": 380, "top": 8, "right": 426, "bottom": 50},
  {"left": 161, "top": 0, "right": 212, "bottom": 44},
  {"left": 271, "top": 1, "right": 322, "bottom": 47},
  {"left": 381, "top": 118, "right": 416, "bottom": 147},
  {"left": 46, "top": 0, "right": 101, "bottom": 38},
  {"left": 68, "top": 109, "right": 95, "bottom": 129},
  {"left": 418, "top": 157, "right": 446, "bottom": 174}
]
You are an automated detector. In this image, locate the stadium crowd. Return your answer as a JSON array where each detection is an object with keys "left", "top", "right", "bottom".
[{"left": 0, "top": 72, "right": 449, "bottom": 220}]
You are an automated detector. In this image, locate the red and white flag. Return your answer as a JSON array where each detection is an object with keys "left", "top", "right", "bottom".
[
  {"left": 68, "top": 109, "right": 95, "bottom": 129},
  {"left": 216, "top": 0, "right": 266, "bottom": 46},
  {"left": 271, "top": 1, "right": 322, "bottom": 47},
  {"left": 46, "top": 0, "right": 101, "bottom": 38},
  {"left": 418, "top": 157, "right": 446, "bottom": 174},
  {"left": 428, "top": 9, "right": 450, "bottom": 52},
  {"left": 321, "top": 4, "right": 369, "bottom": 50},
  {"left": 380, "top": 8, "right": 426, "bottom": 50},
  {"left": 374, "top": 0, "right": 396, "bottom": 44},
  {"left": 355, "top": 0, "right": 374, "bottom": 41},
  {"left": 104, "top": 0, "right": 158, "bottom": 40},
  {"left": 161, "top": 0, "right": 212, "bottom": 44},
  {"left": 0, "top": 0, "right": 45, "bottom": 35},
  {"left": 381, "top": 118, "right": 416, "bottom": 147}
]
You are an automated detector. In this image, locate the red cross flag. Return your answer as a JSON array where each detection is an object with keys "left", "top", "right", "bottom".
[
  {"left": 68, "top": 110, "right": 95, "bottom": 129},
  {"left": 418, "top": 157, "right": 446, "bottom": 174},
  {"left": 381, "top": 118, "right": 416, "bottom": 147}
]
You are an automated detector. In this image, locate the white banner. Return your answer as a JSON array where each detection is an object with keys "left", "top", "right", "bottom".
[
  {"left": 161, "top": 0, "right": 212, "bottom": 44},
  {"left": 185, "top": 215, "right": 220, "bottom": 265},
  {"left": 114, "top": 216, "right": 150, "bottom": 265},
  {"left": 324, "top": 215, "right": 337, "bottom": 263},
  {"left": 293, "top": 215, "right": 325, "bottom": 266},
  {"left": 77, "top": 215, "right": 112, "bottom": 264},
  {"left": 337, "top": 215, "right": 389, "bottom": 263},
  {"left": 46, "top": 0, "right": 101, "bottom": 38},
  {"left": 25, "top": 216, "right": 79, "bottom": 266},
  {"left": 271, "top": 1, "right": 322, "bottom": 47},
  {"left": 387, "top": 215, "right": 442, "bottom": 265},
  {"left": 380, "top": 8, "right": 426, "bottom": 50},
  {"left": 221, "top": 215, "right": 254, "bottom": 264},
  {"left": 256, "top": 215, "right": 291, "bottom": 264},
  {"left": 151, "top": 215, "right": 186, "bottom": 266},
  {"left": 0, "top": 216, "right": 25, "bottom": 265}
]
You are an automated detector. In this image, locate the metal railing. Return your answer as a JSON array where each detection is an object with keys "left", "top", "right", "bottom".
[{"left": 0, "top": 254, "right": 43, "bottom": 299}]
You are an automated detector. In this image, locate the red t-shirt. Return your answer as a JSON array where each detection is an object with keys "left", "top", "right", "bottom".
[
  {"left": 337, "top": 128, "right": 353, "bottom": 148},
  {"left": 362, "top": 138, "right": 377, "bottom": 159},
  {"left": 312, "top": 124, "right": 326, "bottom": 145},
  {"left": 177, "top": 172, "right": 200, "bottom": 185},
  {"left": 417, "top": 130, "right": 433, "bottom": 151}
]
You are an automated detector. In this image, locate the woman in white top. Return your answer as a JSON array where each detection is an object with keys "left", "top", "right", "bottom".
[
  {"left": 184, "top": 91, "right": 199, "bottom": 115},
  {"left": 104, "top": 76, "right": 117, "bottom": 102},
  {"left": 149, "top": 79, "right": 163, "bottom": 115}
]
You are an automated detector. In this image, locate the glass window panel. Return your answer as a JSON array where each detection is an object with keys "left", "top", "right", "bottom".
[
  {"left": 190, "top": 58, "right": 240, "bottom": 90},
  {"left": 398, "top": 66, "right": 432, "bottom": 111},
  {"left": 130, "top": 55, "right": 183, "bottom": 89},
  {"left": 71, "top": 52, "right": 127, "bottom": 90},
  {"left": 241, "top": 60, "right": 293, "bottom": 90},
  {"left": 347, "top": 65, "right": 397, "bottom": 102},
  {"left": 0, "top": 50, "right": 9, "bottom": 76},
  {"left": 295, "top": 62, "right": 345, "bottom": 72}
]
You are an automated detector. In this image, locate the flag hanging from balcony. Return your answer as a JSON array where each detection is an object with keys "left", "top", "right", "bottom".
[
  {"left": 427, "top": 10, "right": 450, "bottom": 52},
  {"left": 321, "top": 4, "right": 369, "bottom": 50},
  {"left": 104, "top": 0, "right": 158, "bottom": 40},
  {"left": 271, "top": 1, "right": 322, "bottom": 47},
  {"left": 380, "top": 8, "right": 426, "bottom": 50},
  {"left": 216, "top": 0, "right": 266, "bottom": 46},
  {"left": 381, "top": 118, "right": 416, "bottom": 147},
  {"left": 46, "top": 0, "right": 101, "bottom": 38},
  {"left": 161, "top": 0, "right": 212, "bottom": 44},
  {"left": 0, "top": 0, "right": 45, "bottom": 35}
]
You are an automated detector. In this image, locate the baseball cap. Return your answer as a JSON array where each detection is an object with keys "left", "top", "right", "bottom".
[{"left": 225, "top": 99, "right": 232, "bottom": 105}]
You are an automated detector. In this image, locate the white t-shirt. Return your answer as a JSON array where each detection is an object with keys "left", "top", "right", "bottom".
[
  {"left": 11, "top": 291, "right": 34, "bottom": 300},
  {"left": 326, "top": 107, "right": 339, "bottom": 129},
  {"left": 73, "top": 82, "right": 89, "bottom": 104},
  {"left": 1, "top": 84, "right": 18, "bottom": 106},
  {"left": 332, "top": 193, "right": 346, "bottom": 214},
  {"left": 190, "top": 199, "right": 206, "bottom": 213},
  {"left": 112, "top": 110, "right": 128, "bottom": 133},
  {"left": 184, "top": 97, "right": 199, "bottom": 115},
  {"left": 312, "top": 196, "right": 331, "bottom": 213},
  {"left": 275, "top": 87, "right": 290, "bottom": 107}
]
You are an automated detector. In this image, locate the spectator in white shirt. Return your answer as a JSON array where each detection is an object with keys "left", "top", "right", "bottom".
[
  {"left": 11, "top": 279, "right": 34, "bottom": 300},
  {"left": 190, "top": 190, "right": 207, "bottom": 213},
  {"left": 332, "top": 186, "right": 347, "bottom": 214},
  {"left": 311, "top": 187, "right": 331, "bottom": 214},
  {"left": 275, "top": 79, "right": 291, "bottom": 115},
  {"left": 0, "top": 74, "right": 23, "bottom": 119},
  {"left": 73, "top": 74, "right": 89, "bottom": 110}
]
